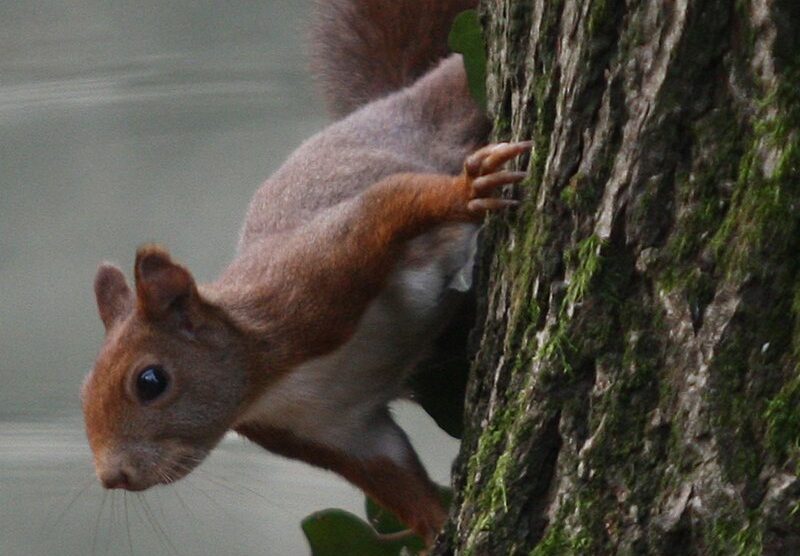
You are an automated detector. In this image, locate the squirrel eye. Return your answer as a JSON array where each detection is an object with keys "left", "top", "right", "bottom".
[{"left": 136, "top": 366, "right": 169, "bottom": 403}]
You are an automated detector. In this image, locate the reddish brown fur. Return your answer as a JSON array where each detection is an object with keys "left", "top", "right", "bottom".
[
  {"left": 237, "top": 421, "right": 447, "bottom": 543},
  {"left": 209, "top": 162, "right": 526, "bottom": 398},
  {"left": 223, "top": 173, "right": 475, "bottom": 372},
  {"left": 84, "top": 0, "right": 530, "bottom": 546},
  {"left": 85, "top": 144, "right": 528, "bottom": 537}
]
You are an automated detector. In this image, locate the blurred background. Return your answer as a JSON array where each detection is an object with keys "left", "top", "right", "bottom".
[{"left": 0, "top": 1, "right": 458, "bottom": 554}]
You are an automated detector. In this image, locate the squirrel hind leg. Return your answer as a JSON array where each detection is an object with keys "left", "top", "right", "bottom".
[
  {"left": 310, "top": 0, "right": 478, "bottom": 118},
  {"left": 353, "top": 412, "right": 448, "bottom": 544}
]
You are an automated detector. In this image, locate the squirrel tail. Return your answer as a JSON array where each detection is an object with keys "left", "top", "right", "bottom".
[{"left": 310, "top": 0, "right": 478, "bottom": 118}]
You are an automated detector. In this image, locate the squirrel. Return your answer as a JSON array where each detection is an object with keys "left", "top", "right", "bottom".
[{"left": 82, "top": 0, "right": 530, "bottom": 544}]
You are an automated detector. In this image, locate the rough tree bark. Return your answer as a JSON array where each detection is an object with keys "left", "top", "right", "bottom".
[{"left": 436, "top": 1, "right": 800, "bottom": 554}]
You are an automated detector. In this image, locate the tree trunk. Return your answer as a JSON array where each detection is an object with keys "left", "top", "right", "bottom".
[{"left": 436, "top": 0, "right": 800, "bottom": 554}]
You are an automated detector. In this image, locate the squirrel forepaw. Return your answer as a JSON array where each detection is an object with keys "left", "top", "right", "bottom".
[{"left": 462, "top": 141, "right": 532, "bottom": 216}]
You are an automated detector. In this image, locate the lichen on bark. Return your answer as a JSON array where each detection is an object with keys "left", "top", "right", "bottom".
[{"left": 436, "top": 1, "right": 800, "bottom": 554}]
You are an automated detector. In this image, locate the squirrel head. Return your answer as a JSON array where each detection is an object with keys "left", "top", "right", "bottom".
[{"left": 82, "top": 245, "right": 248, "bottom": 491}]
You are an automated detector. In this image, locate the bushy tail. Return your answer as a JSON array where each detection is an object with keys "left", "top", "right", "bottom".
[{"left": 311, "top": 0, "right": 477, "bottom": 118}]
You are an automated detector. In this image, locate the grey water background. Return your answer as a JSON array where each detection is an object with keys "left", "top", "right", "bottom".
[{"left": 0, "top": 1, "right": 458, "bottom": 554}]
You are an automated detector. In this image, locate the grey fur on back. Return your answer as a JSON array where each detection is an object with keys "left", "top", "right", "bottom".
[
  {"left": 238, "top": 0, "right": 488, "bottom": 249},
  {"left": 240, "top": 56, "right": 487, "bottom": 245}
]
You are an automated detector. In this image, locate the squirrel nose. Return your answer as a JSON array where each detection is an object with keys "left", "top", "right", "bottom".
[{"left": 99, "top": 467, "right": 132, "bottom": 490}]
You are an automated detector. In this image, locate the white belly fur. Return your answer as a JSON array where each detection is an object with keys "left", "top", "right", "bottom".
[{"left": 237, "top": 225, "right": 476, "bottom": 459}]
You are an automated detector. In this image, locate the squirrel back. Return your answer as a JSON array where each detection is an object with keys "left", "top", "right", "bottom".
[
  {"left": 311, "top": 0, "right": 478, "bottom": 118},
  {"left": 239, "top": 1, "right": 487, "bottom": 243}
]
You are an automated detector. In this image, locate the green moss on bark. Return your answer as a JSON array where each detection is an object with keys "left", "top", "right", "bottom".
[
  {"left": 440, "top": 2, "right": 800, "bottom": 555},
  {"left": 765, "top": 371, "right": 800, "bottom": 462}
]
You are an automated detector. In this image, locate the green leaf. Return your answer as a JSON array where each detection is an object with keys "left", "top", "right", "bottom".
[
  {"left": 302, "top": 509, "right": 422, "bottom": 556},
  {"left": 303, "top": 488, "right": 454, "bottom": 555},
  {"left": 448, "top": 9, "right": 487, "bottom": 110}
]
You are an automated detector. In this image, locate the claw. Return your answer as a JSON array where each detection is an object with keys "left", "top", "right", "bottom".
[
  {"left": 465, "top": 140, "right": 532, "bottom": 177},
  {"left": 472, "top": 170, "right": 528, "bottom": 195},
  {"left": 461, "top": 140, "right": 531, "bottom": 216},
  {"left": 467, "top": 198, "right": 520, "bottom": 213}
]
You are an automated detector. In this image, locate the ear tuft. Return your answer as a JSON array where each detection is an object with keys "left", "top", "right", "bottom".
[
  {"left": 94, "top": 263, "right": 133, "bottom": 331},
  {"left": 134, "top": 244, "right": 198, "bottom": 320}
]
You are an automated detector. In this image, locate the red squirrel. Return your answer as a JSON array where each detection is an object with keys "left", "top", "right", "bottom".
[{"left": 82, "top": 0, "right": 530, "bottom": 543}]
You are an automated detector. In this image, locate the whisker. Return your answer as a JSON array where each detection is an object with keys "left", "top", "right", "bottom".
[
  {"left": 193, "top": 466, "right": 269, "bottom": 502},
  {"left": 180, "top": 465, "right": 249, "bottom": 499},
  {"left": 159, "top": 474, "right": 205, "bottom": 523},
  {"left": 128, "top": 496, "right": 157, "bottom": 555},
  {"left": 137, "top": 493, "right": 180, "bottom": 556},
  {"left": 91, "top": 489, "right": 108, "bottom": 556},
  {"left": 182, "top": 477, "right": 238, "bottom": 524},
  {"left": 152, "top": 485, "right": 173, "bottom": 523},
  {"left": 158, "top": 466, "right": 205, "bottom": 521},
  {"left": 46, "top": 474, "right": 96, "bottom": 531},
  {"left": 168, "top": 481, "right": 200, "bottom": 525},
  {"left": 123, "top": 492, "right": 134, "bottom": 556},
  {"left": 212, "top": 470, "right": 295, "bottom": 513},
  {"left": 106, "top": 493, "right": 117, "bottom": 556},
  {"left": 173, "top": 456, "right": 294, "bottom": 513}
]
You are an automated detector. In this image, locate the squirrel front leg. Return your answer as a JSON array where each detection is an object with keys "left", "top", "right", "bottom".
[
  {"left": 237, "top": 411, "right": 446, "bottom": 544},
  {"left": 253, "top": 141, "right": 531, "bottom": 369}
]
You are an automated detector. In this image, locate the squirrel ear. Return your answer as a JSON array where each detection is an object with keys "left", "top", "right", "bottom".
[
  {"left": 134, "top": 245, "right": 198, "bottom": 322},
  {"left": 94, "top": 263, "right": 133, "bottom": 331}
]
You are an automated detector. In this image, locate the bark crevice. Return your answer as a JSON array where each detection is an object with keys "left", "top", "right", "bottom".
[{"left": 437, "top": 1, "right": 800, "bottom": 554}]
